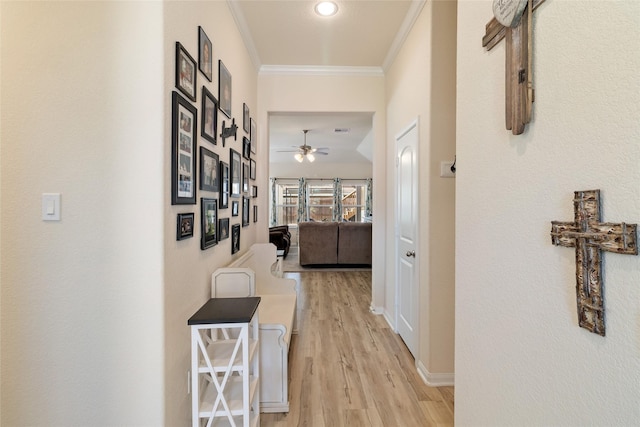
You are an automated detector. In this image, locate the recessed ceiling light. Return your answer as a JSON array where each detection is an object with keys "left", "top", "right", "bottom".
[{"left": 315, "top": 1, "right": 338, "bottom": 17}]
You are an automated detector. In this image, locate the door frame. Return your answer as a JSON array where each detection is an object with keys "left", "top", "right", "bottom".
[{"left": 394, "top": 118, "right": 420, "bottom": 352}]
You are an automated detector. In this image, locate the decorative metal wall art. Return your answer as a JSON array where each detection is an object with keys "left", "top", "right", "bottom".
[{"left": 550, "top": 190, "right": 637, "bottom": 336}]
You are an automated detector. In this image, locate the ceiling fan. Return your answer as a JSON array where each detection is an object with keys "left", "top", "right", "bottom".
[{"left": 277, "top": 129, "right": 329, "bottom": 162}]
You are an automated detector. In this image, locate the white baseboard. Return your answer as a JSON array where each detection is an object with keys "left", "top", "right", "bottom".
[
  {"left": 372, "top": 307, "right": 396, "bottom": 331},
  {"left": 369, "top": 304, "right": 385, "bottom": 315},
  {"left": 416, "top": 360, "right": 454, "bottom": 387}
]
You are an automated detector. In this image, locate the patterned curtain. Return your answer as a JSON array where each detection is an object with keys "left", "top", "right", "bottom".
[
  {"left": 270, "top": 178, "right": 277, "bottom": 226},
  {"left": 365, "top": 178, "right": 373, "bottom": 217},
  {"left": 332, "top": 178, "right": 343, "bottom": 222},
  {"left": 297, "top": 177, "right": 307, "bottom": 223}
]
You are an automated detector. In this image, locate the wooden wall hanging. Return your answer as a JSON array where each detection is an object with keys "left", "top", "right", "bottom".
[
  {"left": 551, "top": 190, "right": 638, "bottom": 336},
  {"left": 483, "top": 0, "right": 546, "bottom": 135}
]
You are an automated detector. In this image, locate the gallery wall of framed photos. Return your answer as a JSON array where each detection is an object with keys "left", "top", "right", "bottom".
[{"left": 171, "top": 25, "right": 259, "bottom": 254}]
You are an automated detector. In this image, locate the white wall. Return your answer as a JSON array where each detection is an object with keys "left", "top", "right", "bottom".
[
  {"left": 163, "top": 2, "right": 259, "bottom": 425},
  {"left": 1, "top": 1, "right": 261, "bottom": 425},
  {"left": 456, "top": 1, "right": 640, "bottom": 424},
  {"left": 385, "top": 0, "right": 457, "bottom": 380},
  {"left": 258, "top": 72, "right": 386, "bottom": 308},
  {"left": 1, "top": 2, "right": 165, "bottom": 425}
]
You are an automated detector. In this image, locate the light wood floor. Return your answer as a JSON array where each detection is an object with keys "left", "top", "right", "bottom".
[{"left": 261, "top": 271, "right": 454, "bottom": 426}]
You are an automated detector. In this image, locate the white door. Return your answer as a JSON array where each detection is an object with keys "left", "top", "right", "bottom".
[{"left": 396, "top": 120, "right": 419, "bottom": 357}]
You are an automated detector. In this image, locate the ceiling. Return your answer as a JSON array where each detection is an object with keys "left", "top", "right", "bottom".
[
  {"left": 269, "top": 112, "right": 374, "bottom": 163},
  {"left": 229, "top": 0, "right": 425, "bottom": 164}
]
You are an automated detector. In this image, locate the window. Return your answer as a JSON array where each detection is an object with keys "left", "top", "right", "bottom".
[
  {"left": 271, "top": 178, "right": 371, "bottom": 224},
  {"left": 341, "top": 181, "right": 367, "bottom": 222},
  {"left": 272, "top": 180, "right": 299, "bottom": 225},
  {"left": 306, "top": 181, "right": 334, "bottom": 222}
]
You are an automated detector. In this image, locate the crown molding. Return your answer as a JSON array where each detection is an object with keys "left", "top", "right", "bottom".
[
  {"left": 382, "top": 0, "right": 427, "bottom": 71},
  {"left": 227, "top": 0, "right": 262, "bottom": 71},
  {"left": 259, "top": 65, "right": 384, "bottom": 77}
]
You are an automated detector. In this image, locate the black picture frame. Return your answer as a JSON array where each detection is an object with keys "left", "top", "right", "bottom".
[
  {"left": 251, "top": 185, "right": 257, "bottom": 198},
  {"left": 231, "top": 224, "right": 240, "bottom": 254},
  {"left": 250, "top": 118, "right": 257, "bottom": 154},
  {"left": 253, "top": 205, "right": 258, "bottom": 223},
  {"left": 177, "top": 213, "right": 194, "bottom": 240},
  {"left": 219, "top": 161, "right": 229, "bottom": 209},
  {"left": 242, "top": 136, "right": 251, "bottom": 160},
  {"left": 242, "top": 196, "right": 250, "bottom": 227},
  {"left": 232, "top": 200, "right": 239, "bottom": 217},
  {"left": 198, "top": 27, "right": 213, "bottom": 82},
  {"left": 218, "top": 218, "right": 229, "bottom": 241},
  {"left": 250, "top": 159, "right": 256, "bottom": 180},
  {"left": 199, "top": 147, "right": 219, "bottom": 192},
  {"left": 175, "top": 42, "right": 196, "bottom": 102},
  {"left": 201, "top": 86, "right": 217, "bottom": 144},
  {"left": 201, "top": 198, "right": 218, "bottom": 250},
  {"left": 243, "top": 103, "right": 250, "bottom": 133},
  {"left": 218, "top": 60, "right": 232, "bottom": 118},
  {"left": 171, "top": 91, "right": 197, "bottom": 205},
  {"left": 242, "top": 163, "right": 249, "bottom": 194},
  {"left": 230, "top": 148, "right": 241, "bottom": 197}
]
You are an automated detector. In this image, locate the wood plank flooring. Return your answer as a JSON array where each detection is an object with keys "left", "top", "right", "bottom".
[{"left": 261, "top": 271, "right": 454, "bottom": 426}]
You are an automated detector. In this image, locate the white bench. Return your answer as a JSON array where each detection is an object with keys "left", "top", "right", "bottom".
[{"left": 212, "top": 243, "right": 297, "bottom": 413}]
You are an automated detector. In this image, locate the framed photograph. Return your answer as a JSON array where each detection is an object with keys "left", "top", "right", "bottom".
[
  {"left": 253, "top": 205, "right": 258, "bottom": 223},
  {"left": 230, "top": 148, "right": 241, "bottom": 197},
  {"left": 218, "top": 218, "right": 229, "bottom": 241},
  {"left": 198, "top": 27, "right": 213, "bottom": 82},
  {"left": 250, "top": 159, "right": 256, "bottom": 180},
  {"left": 242, "top": 137, "right": 251, "bottom": 160},
  {"left": 171, "top": 91, "right": 197, "bottom": 205},
  {"left": 242, "top": 196, "right": 250, "bottom": 227},
  {"left": 242, "top": 163, "right": 249, "bottom": 193},
  {"left": 218, "top": 60, "right": 232, "bottom": 119},
  {"left": 251, "top": 185, "right": 258, "bottom": 198},
  {"left": 232, "top": 200, "right": 239, "bottom": 217},
  {"left": 231, "top": 224, "right": 240, "bottom": 254},
  {"left": 219, "top": 161, "right": 229, "bottom": 209},
  {"left": 175, "top": 42, "right": 196, "bottom": 102},
  {"left": 220, "top": 192, "right": 228, "bottom": 210},
  {"left": 201, "top": 87, "right": 217, "bottom": 144},
  {"left": 200, "top": 198, "right": 218, "bottom": 250},
  {"left": 199, "top": 147, "right": 219, "bottom": 192},
  {"left": 250, "top": 118, "right": 257, "bottom": 154},
  {"left": 243, "top": 103, "right": 250, "bottom": 133},
  {"left": 177, "top": 213, "right": 194, "bottom": 240}
]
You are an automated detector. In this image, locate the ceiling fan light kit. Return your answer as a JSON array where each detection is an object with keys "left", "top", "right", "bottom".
[{"left": 280, "top": 129, "right": 328, "bottom": 163}]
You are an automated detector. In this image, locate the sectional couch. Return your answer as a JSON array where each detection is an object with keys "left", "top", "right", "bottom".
[{"left": 298, "top": 221, "right": 372, "bottom": 266}]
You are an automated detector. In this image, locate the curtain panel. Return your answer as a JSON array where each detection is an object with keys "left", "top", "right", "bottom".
[
  {"left": 270, "top": 178, "right": 277, "bottom": 226},
  {"left": 332, "top": 178, "right": 343, "bottom": 222},
  {"left": 297, "top": 177, "right": 308, "bottom": 222},
  {"left": 365, "top": 178, "right": 373, "bottom": 217}
]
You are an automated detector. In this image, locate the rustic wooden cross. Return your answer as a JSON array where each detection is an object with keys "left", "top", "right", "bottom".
[
  {"left": 483, "top": 0, "right": 546, "bottom": 135},
  {"left": 550, "top": 190, "right": 637, "bottom": 336}
]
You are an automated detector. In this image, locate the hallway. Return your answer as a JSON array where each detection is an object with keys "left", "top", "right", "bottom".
[{"left": 261, "top": 271, "right": 454, "bottom": 426}]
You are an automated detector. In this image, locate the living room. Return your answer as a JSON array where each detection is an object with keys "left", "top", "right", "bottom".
[{"left": 268, "top": 112, "right": 374, "bottom": 270}]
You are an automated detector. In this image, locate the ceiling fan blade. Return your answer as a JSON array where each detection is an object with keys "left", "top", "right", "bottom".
[{"left": 315, "top": 151, "right": 329, "bottom": 155}]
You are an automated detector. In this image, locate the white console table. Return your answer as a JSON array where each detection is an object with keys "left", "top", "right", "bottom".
[{"left": 188, "top": 297, "right": 261, "bottom": 427}]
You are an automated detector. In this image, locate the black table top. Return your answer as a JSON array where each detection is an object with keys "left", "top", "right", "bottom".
[{"left": 188, "top": 297, "right": 261, "bottom": 325}]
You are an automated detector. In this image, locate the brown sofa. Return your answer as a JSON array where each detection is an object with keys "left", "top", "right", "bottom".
[{"left": 298, "top": 221, "right": 372, "bottom": 266}]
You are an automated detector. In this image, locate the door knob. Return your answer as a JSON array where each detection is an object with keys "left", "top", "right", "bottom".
[{"left": 406, "top": 250, "right": 415, "bottom": 258}]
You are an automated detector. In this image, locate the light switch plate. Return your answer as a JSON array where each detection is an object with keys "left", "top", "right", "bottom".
[
  {"left": 42, "top": 193, "right": 61, "bottom": 221},
  {"left": 440, "top": 161, "right": 455, "bottom": 178}
]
